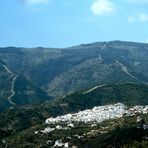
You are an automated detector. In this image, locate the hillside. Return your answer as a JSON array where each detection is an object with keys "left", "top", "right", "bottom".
[
  {"left": 0, "top": 61, "right": 51, "bottom": 111},
  {"left": 0, "top": 83, "right": 147, "bottom": 135},
  {"left": 0, "top": 41, "right": 147, "bottom": 99},
  {"left": 36, "top": 83, "right": 148, "bottom": 117},
  {"left": 0, "top": 103, "right": 148, "bottom": 148},
  {"left": 0, "top": 82, "right": 147, "bottom": 147},
  {"left": 0, "top": 41, "right": 148, "bottom": 147}
]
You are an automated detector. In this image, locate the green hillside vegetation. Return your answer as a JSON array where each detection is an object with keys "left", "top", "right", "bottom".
[
  {"left": 0, "top": 113, "right": 148, "bottom": 148},
  {"left": 40, "top": 83, "right": 148, "bottom": 116},
  {"left": 0, "top": 83, "right": 147, "bottom": 139},
  {"left": 13, "top": 75, "right": 51, "bottom": 106}
]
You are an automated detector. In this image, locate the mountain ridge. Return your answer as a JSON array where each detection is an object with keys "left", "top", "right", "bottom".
[{"left": 0, "top": 40, "right": 148, "bottom": 109}]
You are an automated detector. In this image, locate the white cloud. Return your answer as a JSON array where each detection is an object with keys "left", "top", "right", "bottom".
[
  {"left": 24, "top": 0, "right": 49, "bottom": 5},
  {"left": 90, "top": 0, "right": 115, "bottom": 16},
  {"left": 128, "top": 16, "right": 136, "bottom": 22},
  {"left": 146, "top": 39, "right": 148, "bottom": 43},
  {"left": 128, "top": 13, "right": 148, "bottom": 22},
  {"left": 138, "top": 13, "right": 148, "bottom": 22}
]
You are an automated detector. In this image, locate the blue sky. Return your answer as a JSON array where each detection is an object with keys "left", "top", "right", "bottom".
[{"left": 0, "top": 0, "right": 148, "bottom": 47}]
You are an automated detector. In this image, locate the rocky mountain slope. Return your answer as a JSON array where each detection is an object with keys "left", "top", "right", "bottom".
[
  {"left": 0, "top": 41, "right": 148, "bottom": 100},
  {"left": 0, "top": 60, "right": 51, "bottom": 111}
]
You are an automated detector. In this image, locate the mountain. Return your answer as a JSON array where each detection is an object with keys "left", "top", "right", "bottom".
[
  {"left": 47, "top": 41, "right": 148, "bottom": 97},
  {"left": 0, "top": 60, "right": 51, "bottom": 111},
  {"left": 0, "top": 41, "right": 148, "bottom": 100},
  {"left": 0, "top": 41, "right": 148, "bottom": 147}
]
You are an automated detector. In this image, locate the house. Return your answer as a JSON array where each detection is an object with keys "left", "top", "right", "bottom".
[{"left": 143, "top": 124, "right": 148, "bottom": 130}]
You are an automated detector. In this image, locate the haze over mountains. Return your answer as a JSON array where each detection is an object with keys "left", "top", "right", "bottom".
[{"left": 0, "top": 40, "right": 148, "bottom": 110}]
